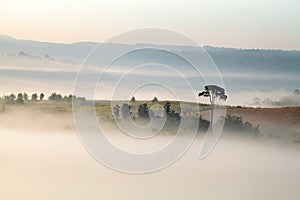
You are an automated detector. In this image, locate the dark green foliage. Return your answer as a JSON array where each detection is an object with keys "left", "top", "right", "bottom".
[
  {"left": 63, "top": 94, "right": 73, "bottom": 101},
  {"left": 198, "top": 115, "right": 210, "bottom": 131},
  {"left": 49, "top": 93, "right": 62, "bottom": 101},
  {"left": 23, "top": 93, "right": 28, "bottom": 101},
  {"left": 152, "top": 97, "right": 158, "bottom": 103},
  {"left": 16, "top": 93, "right": 24, "bottom": 104},
  {"left": 31, "top": 93, "right": 38, "bottom": 101},
  {"left": 113, "top": 105, "right": 120, "bottom": 119},
  {"left": 196, "top": 114, "right": 260, "bottom": 134},
  {"left": 199, "top": 85, "right": 227, "bottom": 101},
  {"left": 163, "top": 101, "right": 171, "bottom": 115},
  {"left": 3, "top": 94, "right": 16, "bottom": 104},
  {"left": 130, "top": 96, "right": 136, "bottom": 102},
  {"left": 162, "top": 101, "right": 181, "bottom": 132},
  {"left": 293, "top": 89, "right": 300, "bottom": 96},
  {"left": 49, "top": 93, "right": 85, "bottom": 104},
  {"left": 9, "top": 94, "right": 16, "bottom": 102},
  {"left": 138, "top": 103, "right": 149, "bottom": 118},
  {"left": 40, "top": 93, "right": 45, "bottom": 100},
  {"left": 163, "top": 101, "right": 180, "bottom": 121},
  {"left": 223, "top": 115, "right": 260, "bottom": 135},
  {"left": 1, "top": 92, "right": 85, "bottom": 106},
  {"left": 3, "top": 96, "right": 10, "bottom": 104}
]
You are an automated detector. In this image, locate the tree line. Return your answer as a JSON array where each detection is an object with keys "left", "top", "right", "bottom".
[
  {"left": 112, "top": 100, "right": 259, "bottom": 135},
  {"left": 113, "top": 100, "right": 179, "bottom": 120},
  {"left": 0, "top": 92, "right": 86, "bottom": 105},
  {"left": 1, "top": 85, "right": 260, "bottom": 134}
]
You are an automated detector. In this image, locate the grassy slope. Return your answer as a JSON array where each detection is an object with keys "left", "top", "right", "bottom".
[{"left": 2, "top": 100, "right": 299, "bottom": 138}]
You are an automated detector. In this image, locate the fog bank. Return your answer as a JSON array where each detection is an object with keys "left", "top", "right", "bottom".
[{"left": 0, "top": 113, "right": 300, "bottom": 199}]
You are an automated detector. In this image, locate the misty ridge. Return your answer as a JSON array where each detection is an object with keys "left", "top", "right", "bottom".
[
  {"left": 1, "top": 35, "right": 300, "bottom": 106},
  {"left": 1, "top": 35, "right": 299, "bottom": 72},
  {"left": 251, "top": 89, "right": 300, "bottom": 107}
]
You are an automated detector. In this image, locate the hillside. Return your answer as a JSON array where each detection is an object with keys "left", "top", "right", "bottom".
[
  {"left": 201, "top": 107, "right": 300, "bottom": 139},
  {"left": 1, "top": 35, "right": 300, "bottom": 72},
  {"left": 1, "top": 99, "right": 299, "bottom": 138}
]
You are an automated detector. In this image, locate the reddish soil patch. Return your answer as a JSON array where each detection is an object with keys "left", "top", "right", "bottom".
[{"left": 200, "top": 107, "right": 300, "bottom": 136}]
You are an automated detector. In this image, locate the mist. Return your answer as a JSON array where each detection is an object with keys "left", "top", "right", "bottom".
[
  {"left": 0, "top": 108, "right": 300, "bottom": 199},
  {"left": 0, "top": 58, "right": 298, "bottom": 105},
  {"left": 1, "top": 37, "right": 300, "bottom": 106}
]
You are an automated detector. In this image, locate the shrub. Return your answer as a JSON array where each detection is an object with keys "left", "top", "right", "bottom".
[
  {"left": 137, "top": 103, "right": 149, "bottom": 118},
  {"left": 223, "top": 115, "right": 260, "bottom": 135}
]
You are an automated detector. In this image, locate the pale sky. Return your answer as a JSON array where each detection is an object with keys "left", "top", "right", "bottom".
[{"left": 0, "top": 0, "right": 299, "bottom": 49}]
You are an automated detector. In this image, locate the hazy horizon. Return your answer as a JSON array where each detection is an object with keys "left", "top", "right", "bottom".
[
  {"left": 1, "top": 0, "right": 299, "bottom": 50},
  {"left": 2, "top": 34, "right": 300, "bottom": 51}
]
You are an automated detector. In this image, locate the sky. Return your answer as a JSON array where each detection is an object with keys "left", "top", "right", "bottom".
[{"left": 0, "top": 0, "right": 299, "bottom": 49}]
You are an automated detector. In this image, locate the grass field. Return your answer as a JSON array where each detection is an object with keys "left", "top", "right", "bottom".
[
  {"left": 1, "top": 100, "right": 299, "bottom": 140},
  {"left": 0, "top": 100, "right": 211, "bottom": 118}
]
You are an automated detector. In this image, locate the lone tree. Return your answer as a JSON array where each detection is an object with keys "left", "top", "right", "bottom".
[
  {"left": 199, "top": 85, "right": 227, "bottom": 129},
  {"left": 130, "top": 96, "right": 136, "bottom": 103},
  {"left": 152, "top": 97, "right": 158, "bottom": 103},
  {"left": 40, "top": 93, "right": 45, "bottom": 100}
]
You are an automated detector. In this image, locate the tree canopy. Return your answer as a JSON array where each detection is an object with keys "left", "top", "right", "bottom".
[{"left": 198, "top": 85, "right": 227, "bottom": 102}]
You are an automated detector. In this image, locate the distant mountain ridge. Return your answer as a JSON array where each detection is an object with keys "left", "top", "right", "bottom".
[
  {"left": 1, "top": 35, "right": 299, "bottom": 105},
  {"left": 0, "top": 35, "right": 299, "bottom": 74}
]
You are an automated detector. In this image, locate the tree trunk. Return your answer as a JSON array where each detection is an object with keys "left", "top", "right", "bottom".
[{"left": 210, "top": 94, "right": 215, "bottom": 133}]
